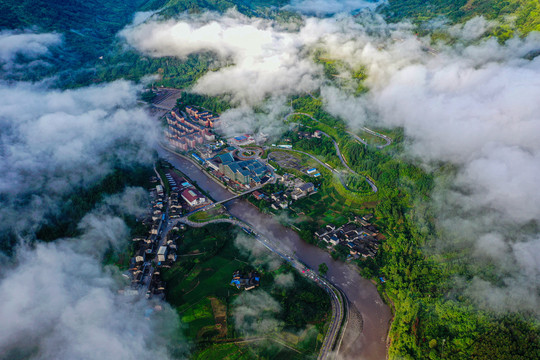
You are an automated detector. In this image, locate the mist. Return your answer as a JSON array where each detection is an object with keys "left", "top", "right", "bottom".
[
  {"left": 0, "top": 189, "right": 184, "bottom": 360},
  {"left": 0, "top": 30, "right": 61, "bottom": 70},
  {"left": 285, "top": 0, "right": 384, "bottom": 16},
  {"left": 0, "top": 78, "right": 158, "bottom": 237},
  {"left": 122, "top": 10, "right": 540, "bottom": 315},
  {"left": 317, "top": 20, "right": 540, "bottom": 315},
  {"left": 0, "top": 32, "right": 180, "bottom": 359}
]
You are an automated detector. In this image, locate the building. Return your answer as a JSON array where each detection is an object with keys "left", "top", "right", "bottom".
[
  {"left": 165, "top": 110, "right": 216, "bottom": 151},
  {"left": 228, "top": 134, "right": 255, "bottom": 146},
  {"left": 181, "top": 188, "right": 207, "bottom": 207},
  {"left": 291, "top": 182, "right": 315, "bottom": 200},
  {"left": 297, "top": 182, "right": 315, "bottom": 193},
  {"left": 230, "top": 270, "right": 260, "bottom": 290},
  {"left": 216, "top": 152, "right": 269, "bottom": 186},
  {"left": 252, "top": 191, "right": 265, "bottom": 200},
  {"left": 185, "top": 106, "right": 220, "bottom": 128},
  {"left": 157, "top": 246, "right": 167, "bottom": 262}
]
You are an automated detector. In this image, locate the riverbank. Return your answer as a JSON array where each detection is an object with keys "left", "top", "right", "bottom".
[{"left": 160, "top": 147, "right": 392, "bottom": 360}]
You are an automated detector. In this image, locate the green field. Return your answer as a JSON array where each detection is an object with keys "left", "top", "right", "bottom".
[
  {"left": 161, "top": 223, "right": 330, "bottom": 358},
  {"left": 187, "top": 205, "right": 228, "bottom": 223}
]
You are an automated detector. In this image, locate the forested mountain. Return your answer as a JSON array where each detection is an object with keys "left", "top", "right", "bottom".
[{"left": 384, "top": 0, "right": 540, "bottom": 36}]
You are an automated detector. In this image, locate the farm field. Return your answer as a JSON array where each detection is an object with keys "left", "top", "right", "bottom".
[{"left": 161, "top": 223, "right": 330, "bottom": 358}]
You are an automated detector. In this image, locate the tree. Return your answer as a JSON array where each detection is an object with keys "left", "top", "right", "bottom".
[{"left": 318, "top": 262, "right": 329, "bottom": 276}]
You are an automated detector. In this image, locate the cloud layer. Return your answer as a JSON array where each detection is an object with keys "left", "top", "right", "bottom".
[
  {"left": 0, "top": 79, "right": 157, "bottom": 236},
  {"left": 316, "top": 21, "right": 540, "bottom": 315},
  {"left": 285, "top": 0, "right": 383, "bottom": 16},
  {"left": 0, "top": 190, "right": 182, "bottom": 360},
  {"left": 124, "top": 11, "right": 540, "bottom": 315},
  {"left": 0, "top": 30, "right": 61, "bottom": 71},
  {"left": 121, "top": 10, "right": 322, "bottom": 106},
  {"left": 0, "top": 31, "right": 173, "bottom": 359}
]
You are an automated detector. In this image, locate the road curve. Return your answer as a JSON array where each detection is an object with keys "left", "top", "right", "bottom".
[
  {"left": 168, "top": 216, "right": 346, "bottom": 359},
  {"left": 283, "top": 112, "right": 378, "bottom": 192},
  {"left": 346, "top": 129, "right": 392, "bottom": 149},
  {"left": 286, "top": 112, "right": 392, "bottom": 149},
  {"left": 267, "top": 148, "right": 361, "bottom": 193}
]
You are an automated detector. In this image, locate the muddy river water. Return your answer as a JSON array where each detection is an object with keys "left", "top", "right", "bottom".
[{"left": 159, "top": 148, "right": 392, "bottom": 360}]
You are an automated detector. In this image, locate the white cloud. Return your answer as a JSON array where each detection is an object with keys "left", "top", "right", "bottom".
[
  {"left": 0, "top": 196, "right": 183, "bottom": 360},
  {"left": 232, "top": 290, "right": 282, "bottom": 335},
  {"left": 0, "top": 31, "right": 61, "bottom": 69},
  {"left": 285, "top": 0, "right": 384, "bottom": 16},
  {"left": 0, "top": 79, "right": 157, "bottom": 236},
  {"left": 313, "top": 19, "right": 540, "bottom": 314},
  {"left": 121, "top": 10, "right": 323, "bottom": 106}
]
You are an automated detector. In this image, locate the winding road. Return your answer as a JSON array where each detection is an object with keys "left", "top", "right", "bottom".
[
  {"left": 282, "top": 112, "right": 379, "bottom": 192},
  {"left": 166, "top": 215, "right": 345, "bottom": 359},
  {"left": 286, "top": 112, "right": 392, "bottom": 149}
]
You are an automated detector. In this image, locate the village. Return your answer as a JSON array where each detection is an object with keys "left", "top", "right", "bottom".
[
  {"left": 314, "top": 214, "right": 381, "bottom": 259},
  {"left": 162, "top": 102, "right": 382, "bottom": 261},
  {"left": 162, "top": 104, "right": 275, "bottom": 192},
  {"left": 120, "top": 163, "right": 218, "bottom": 299}
]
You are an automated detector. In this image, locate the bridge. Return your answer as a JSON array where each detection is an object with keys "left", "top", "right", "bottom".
[
  {"left": 166, "top": 216, "right": 346, "bottom": 360},
  {"left": 174, "top": 185, "right": 264, "bottom": 223},
  {"left": 211, "top": 185, "right": 263, "bottom": 206}
]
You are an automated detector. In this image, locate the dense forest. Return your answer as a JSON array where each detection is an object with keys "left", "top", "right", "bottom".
[
  {"left": 2, "top": 0, "right": 540, "bottom": 358},
  {"left": 383, "top": 0, "right": 540, "bottom": 38},
  {"left": 287, "top": 94, "right": 540, "bottom": 359}
]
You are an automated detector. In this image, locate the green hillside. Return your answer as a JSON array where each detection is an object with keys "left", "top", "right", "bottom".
[{"left": 384, "top": 0, "right": 540, "bottom": 36}]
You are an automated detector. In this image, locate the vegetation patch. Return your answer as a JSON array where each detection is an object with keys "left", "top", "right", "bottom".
[{"left": 161, "top": 223, "right": 330, "bottom": 358}]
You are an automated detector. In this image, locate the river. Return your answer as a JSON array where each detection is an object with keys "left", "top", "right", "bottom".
[{"left": 158, "top": 147, "right": 392, "bottom": 360}]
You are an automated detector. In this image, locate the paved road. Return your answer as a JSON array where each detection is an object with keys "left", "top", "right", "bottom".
[
  {"left": 281, "top": 112, "right": 379, "bottom": 192},
  {"left": 286, "top": 112, "right": 392, "bottom": 149},
  {"left": 317, "top": 278, "right": 345, "bottom": 359},
  {"left": 346, "top": 129, "right": 392, "bottom": 149},
  {"left": 165, "top": 215, "right": 345, "bottom": 359}
]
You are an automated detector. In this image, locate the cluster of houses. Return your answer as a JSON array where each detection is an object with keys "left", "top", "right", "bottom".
[
  {"left": 315, "top": 214, "right": 380, "bottom": 259},
  {"left": 207, "top": 151, "right": 271, "bottom": 189},
  {"left": 297, "top": 129, "right": 322, "bottom": 139},
  {"left": 185, "top": 106, "right": 220, "bottom": 128},
  {"left": 252, "top": 173, "right": 316, "bottom": 210},
  {"left": 165, "top": 110, "right": 216, "bottom": 151},
  {"left": 164, "top": 168, "right": 210, "bottom": 212},
  {"left": 124, "top": 183, "right": 178, "bottom": 298},
  {"left": 230, "top": 270, "right": 261, "bottom": 291}
]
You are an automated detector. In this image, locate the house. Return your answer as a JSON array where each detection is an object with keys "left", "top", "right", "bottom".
[
  {"left": 135, "top": 249, "right": 146, "bottom": 263},
  {"left": 157, "top": 246, "right": 168, "bottom": 262},
  {"left": 271, "top": 191, "right": 283, "bottom": 201},
  {"left": 230, "top": 270, "right": 260, "bottom": 290},
  {"left": 328, "top": 236, "right": 339, "bottom": 246},
  {"left": 315, "top": 227, "right": 329, "bottom": 238},
  {"left": 291, "top": 189, "right": 307, "bottom": 200},
  {"left": 252, "top": 191, "right": 265, "bottom": 200},
  {"left": 297, "top": 182, "right": 315, "bottom": 193},
  {"left": 181, "top": 188, "right": 206, "bottom": 207}
]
